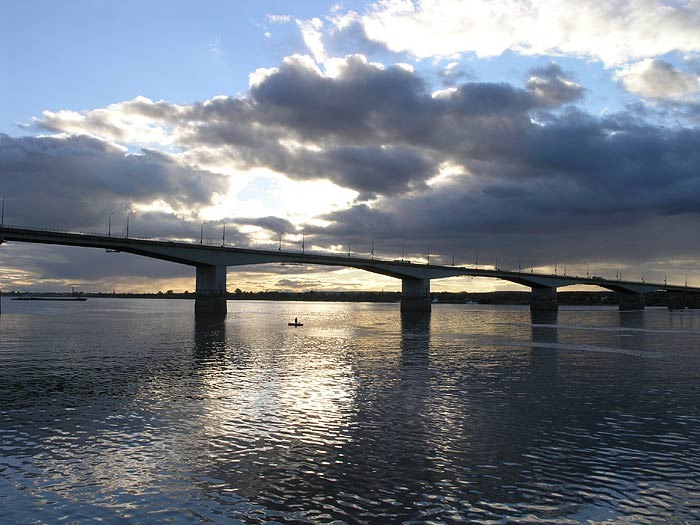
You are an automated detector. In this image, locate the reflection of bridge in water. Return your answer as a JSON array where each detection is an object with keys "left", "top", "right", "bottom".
[{"left": 3, "top": 225, "right": 700, "bottom": 315}]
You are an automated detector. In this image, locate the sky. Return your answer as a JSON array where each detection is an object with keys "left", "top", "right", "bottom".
[{"left": 1, "top": 0, "right": 700, "bottom": 294}]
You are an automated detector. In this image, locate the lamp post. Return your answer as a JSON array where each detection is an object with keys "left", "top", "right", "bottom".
[
  {"left": 302, "top": 231, "right": 305, "bottom": 253},
  {"left": 124, "top": 209, "right": 130, "bottom": 238},
  {"left": 222, "top": 224, "right": 226, "bottom": 247},
  {"left": 1, "top": 195, "right": 5, "bottom": 229},
  {"left": 108, "top": 211, "right": 114, "bottom": 237},
  {"left": 200, "top": 223, "right": 205, "bottom": 245}
]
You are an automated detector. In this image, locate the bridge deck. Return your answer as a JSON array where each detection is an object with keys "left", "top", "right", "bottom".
[{"left": 2, "top": 225, "right": 696, "bottom": 294}]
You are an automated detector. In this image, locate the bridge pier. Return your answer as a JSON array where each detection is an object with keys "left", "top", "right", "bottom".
[
  {"left": 667, "top": 291, "right": 687, "bottom": 310},
  {"left": 530, "top": 286, "right": 558, "bottom": 311},
  {"left": 686, "top": 293, "right": 700, "bottom": 309},
  {"left": 618, "top": 292, "right": 645, "bottom": 311},
  {"left": 401, "top": 277, "right": 431, "bottom": 313},
  {"left": 195, "top": 264, "right": 227, "bottom": 315}
]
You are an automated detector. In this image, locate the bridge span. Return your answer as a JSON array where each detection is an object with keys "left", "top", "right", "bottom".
[{"left": 2, "top": 225, "right": 699, "bottom": 315}]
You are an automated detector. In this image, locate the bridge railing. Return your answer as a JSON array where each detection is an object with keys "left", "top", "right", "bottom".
[{"left": 0, "top": 223, "right": 393, "bottom": 262}]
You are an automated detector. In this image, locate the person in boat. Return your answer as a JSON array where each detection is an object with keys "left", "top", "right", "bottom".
[{"left": 294, "top": 317, "right": 298, "bottom": 325}]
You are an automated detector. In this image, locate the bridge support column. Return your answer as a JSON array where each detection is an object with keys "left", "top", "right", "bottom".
[
  {"left": 667, "top": 291, "right": 687, "bottom": 310},
  {"left": 530, "top": 286, "right": 558, "bottom": 311},
  {"left": 618, "top": 292, "right": 645, "bottom": 311},
  {"left": 401, "top": 278, "right": 431, "bottom": 313},
  {"left": 195, "top": 264, "right": 227, "bottom": 315},
  {"left": 686, "top": 293, "right": 700, "bottom": 309}
]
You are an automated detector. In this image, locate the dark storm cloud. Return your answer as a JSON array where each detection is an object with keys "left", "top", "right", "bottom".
[
  {"left": 248, "top": 55, "right": 429, "bottom": 141},
  {"left": 282, "top": 145, "right": 434, "bottom": 199},
  {"left": 307, "top": 177, "right": 700, "bottom": 271},
  {"left": 232, "top": 216, "right": 296, "bottom": 234},
  {"left": 525, "top": 64, "right": 585, "bottom": 107},
  {"left": 161, "top": 55, "right": 582, "bottom": 197},
  {"left": 0, "top": 133, "right": 227, "bottom": 230}
]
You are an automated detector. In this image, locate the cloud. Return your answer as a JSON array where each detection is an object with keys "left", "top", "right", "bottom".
[
  {"left": 233, "top": 215, "right": 296, "bottom": 234},
  {"left": 0, "top": 133, "right": 227, "bottom": 230},
  {"left": 336, "top": 0, "right": 700, "bottom": 67},
  {"left": 615, "top": 58, "right": 700, "bottom": 101},
  {"left": 525, "top": 64, "right": 586, "bottom": 107},
  {"left": 296, "top": 17, "right": 327, "bottom": 63}
]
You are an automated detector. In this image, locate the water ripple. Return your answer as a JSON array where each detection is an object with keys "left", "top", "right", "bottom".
[{"left": 0, "top": 300, "right": 699, "bottom": 523}]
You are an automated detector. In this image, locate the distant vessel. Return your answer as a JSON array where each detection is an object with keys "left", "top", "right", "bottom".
[
  {"left": 288, "top": 322, "right": 303, "bottom": 327},
  {"left": 12, "top": 297, "right": 87, "bottom": 302}
]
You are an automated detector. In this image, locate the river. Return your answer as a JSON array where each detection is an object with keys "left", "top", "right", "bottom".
[{"left": 1, "top": 298, "right": 698, "bottom": 524}]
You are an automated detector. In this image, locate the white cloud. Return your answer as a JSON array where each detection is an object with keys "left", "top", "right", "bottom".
[
  {"left": 209, "top": 37, "right": 223, "bottom": 57},
  {"left": 265, "top": 14, "right": 292, "bottom": 24},
  {"left": 614, "top": 58, "right": 700, "bottom": 101},
  {"left": 249, "top": 66, "right": 279, "bottom": 88},
  {"left": 38, "top": 96, "right": 180, "bottom": 146},
  {"left": 296, "top": 17, "right": 327, "bottom": 63},
  {"left": 346, "top": 0, "right": 700, "bottom": 67}
]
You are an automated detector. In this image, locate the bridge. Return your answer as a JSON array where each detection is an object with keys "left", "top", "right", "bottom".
[{"left": 1, "top": 225, "right": 699, "bottom": 315}]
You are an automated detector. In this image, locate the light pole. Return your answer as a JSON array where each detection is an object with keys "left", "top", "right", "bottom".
[
  {"left": 108, "top": 211, "right": 114, "bottom": 237},
  {"left": 302, "top": 231, "right": 305, "bottom": 253},
  {"left": 222, "top": 224, "right": 226, "bottom": 247},
  {"left": 1, "top": 195, "right": 5, "bottom": 229},
  {"left": 200, "top": 223, "right": 205, "bottom": 245},
  {"left": 124, "top": 209, "right": 130, "bottom": 238}
]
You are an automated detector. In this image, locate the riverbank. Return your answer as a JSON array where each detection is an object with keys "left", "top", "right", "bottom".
[{"left": 1, "top": 289, "right": 672, "bottom": 306}]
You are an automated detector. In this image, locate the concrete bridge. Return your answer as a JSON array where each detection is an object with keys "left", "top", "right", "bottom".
[{"left": 2, "top": 225, "right": 699, "bottom": 315}]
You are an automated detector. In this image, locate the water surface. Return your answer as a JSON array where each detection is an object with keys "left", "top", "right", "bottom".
[{"left": 1, "top": 298, "right": 699, "bottom": 523}]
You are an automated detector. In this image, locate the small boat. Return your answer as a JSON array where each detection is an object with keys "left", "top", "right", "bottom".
[{"left": 288, "top": 322, "right": 303, "bottom": 327}]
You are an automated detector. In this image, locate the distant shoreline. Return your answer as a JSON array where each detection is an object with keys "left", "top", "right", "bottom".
[{"left": 1, "top": 290, "right": 671, "bottom": 306}]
